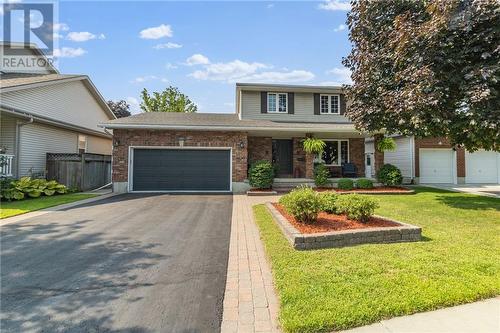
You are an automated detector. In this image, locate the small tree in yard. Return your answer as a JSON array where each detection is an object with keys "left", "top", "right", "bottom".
[
  {"left": 107, "top": 100, "right": 131, "bottom": 118},
  {"left": 140, "top": 86, "right": 198, "bottom": 113},
  {"left": 343, "top": 0, "right": 500, "bottom": 152}
]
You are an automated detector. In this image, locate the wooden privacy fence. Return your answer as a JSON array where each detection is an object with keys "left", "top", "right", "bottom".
[{"left": 46, "top": 153, "right": 111, "bottom": 191}]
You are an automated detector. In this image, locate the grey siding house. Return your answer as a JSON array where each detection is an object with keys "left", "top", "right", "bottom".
[{"left": 0, "top": 44, "right": 115, "bottom": 178}]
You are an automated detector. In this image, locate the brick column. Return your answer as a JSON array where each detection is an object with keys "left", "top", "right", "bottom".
[
  {"left": 305, "top": 153, "right": 315, "bottom": 179},
  {"left": 374, "top": 134, "right": 385, "bottom": 174}
]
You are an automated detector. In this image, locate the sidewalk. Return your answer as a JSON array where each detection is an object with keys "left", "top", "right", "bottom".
[{"left": 342, "top": 297, "right": 500, "bottom": 333}]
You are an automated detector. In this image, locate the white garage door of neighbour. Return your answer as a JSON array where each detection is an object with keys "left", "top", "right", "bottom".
[
  {"left": 419, "top": 149, "right": 454, "bottom": 184},
  {"left": 465, "top": 151, "right": 500, "bottom": 184}
]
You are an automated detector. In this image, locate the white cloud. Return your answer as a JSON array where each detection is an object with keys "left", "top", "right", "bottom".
[
  {"left": 153, "top": 42, "right": 182, "bottom": 49},
  {"left": 333, "top": 24, "right": 346, "bottom": 32},
  {"left": 318, "top": 0, "right": 351, "bottom": 11},
  {"left": 185, "top": 53, "right": 210, "bottom": 66},
  {"left": 165, "top": 62, "right": 178, "bottom": 70},
  {"left": 53, "top": 47, "right": 87, "bottom": 58},
  {"left": 139, "top": 24, "right": 173, "bottom": 39},
  {"left": 126, "top": 97, "right": 141, "bottom": 114},
  {"left": 267, "top": 3, "right": 275, "bottom": 9},
  {"left": 325, "top": 67, "right": 352, "bottom": 84},
  {"left": 53, "top": 23, "right": 70, "bottom": 32},
  {"left": 66, "top": 31, "right": 105, "bottom": 42},
  {"left": 130, "top": 75, "right": 168, "bottom": 83},
  {"left": 239, "top": 70, "right": 315, "bottom": 83},
  {"left": 189, "top": 59, "right": 269, "bottom": 81}
]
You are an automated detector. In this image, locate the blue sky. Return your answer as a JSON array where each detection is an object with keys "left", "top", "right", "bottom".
[{"left": 7, "top": 0, "right": 353, "bottom": 113}]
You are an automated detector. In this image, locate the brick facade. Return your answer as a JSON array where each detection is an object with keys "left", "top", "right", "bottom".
[
  {"left": 348, "top": 138, "right": 365, "bottom": 177},
  {"left": 112, "top": 129, "right": 248, "bottom": 182},
  {"left": 247, "top": 137, "right": 272, "bottom": 165},
  {"left": 414, "top": 137, "right": 465, "bottom": 177},
  {"left": 292, "top": 138, "right": 307, "bottom": 178}
]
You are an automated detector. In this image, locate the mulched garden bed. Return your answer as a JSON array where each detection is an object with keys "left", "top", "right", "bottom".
[
  {"left": 272, "top": 203, "right": 399, "bottom": 234},
  {"left": 316, "top": 186, "right": 415, "bottom": 194}
]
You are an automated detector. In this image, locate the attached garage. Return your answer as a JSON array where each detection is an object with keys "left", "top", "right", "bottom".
[
  {"left": 465, "top": 151, "right": 500, "bottom": 184},
  {"left": 130, "top": 148, "right": 231, "bottom": 192},
  {"left": 419, "top": 149, "right": 455, "bottom": 184}
]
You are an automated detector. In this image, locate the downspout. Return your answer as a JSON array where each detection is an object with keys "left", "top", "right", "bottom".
[{"left": 15, "top": 115, "right": 34, "bottom": 177}]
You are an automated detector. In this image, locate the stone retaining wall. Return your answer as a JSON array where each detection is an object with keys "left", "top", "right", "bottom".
[{"left": 266, "top": 203, "right": 422, "bottom": 250}]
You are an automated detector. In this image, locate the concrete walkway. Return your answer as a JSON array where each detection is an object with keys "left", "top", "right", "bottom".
[
  {"left": 221, "top": 194, "right": 281, "bottom": 333},
  {"left": 421, "top": 184, "right": 500, "bottom": 198},
  {"left": 343, "top": 297, "right": 500, "bottom": 333}
]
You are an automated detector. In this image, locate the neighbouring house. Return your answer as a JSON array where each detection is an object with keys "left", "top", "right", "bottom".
[
  {"left": 0, "top": 43, "right": 116, "bottom": 179},
  {"left": 366, "top": 136, "right": 500, "bottom": 184},
  {"left": 101, "top": 83, "right": 380, "bottom": 193}
]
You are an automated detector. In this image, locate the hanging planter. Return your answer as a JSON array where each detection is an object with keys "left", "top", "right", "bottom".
[
  {"left": 377, "top": 137, "right": 397, "bottom": 152},
  {"left": 302, "top": 137, "right": 326, "bottom": 155}
]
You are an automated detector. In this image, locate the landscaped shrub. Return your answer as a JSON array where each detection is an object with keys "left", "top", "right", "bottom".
[
  {"left": 314, "top": 164, "right": 331, "bottom": 187},
  {"left": 248, "top": 160, "right": 274, "bottom": 189},
  {"left": 336, "top": 194, "right": 379, "bottom": 222},
  {"left": 356, "top": 178, "right": 374, "bottom": 189},
  {"left": 319, "top": 192, "right": 339, "bottom": 214},
  {"left": 279, "top": 186, "right": 323, "bottom": 224},
  {"left": 337, "top": 178, "right": 354, "bottom": 190},
  {"left": 377, "top": 163, "right": 403, "bottom": 186},
  {"left": 0, "top": 177, "right": 68, "bottom": 201}
]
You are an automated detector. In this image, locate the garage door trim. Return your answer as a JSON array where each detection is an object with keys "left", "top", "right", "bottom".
[
  {"left": 128, "top": 146, "right": 232, "bottom": 193},
  {"left": 419, "top": 148, "right": 457, "bottom": 184}
]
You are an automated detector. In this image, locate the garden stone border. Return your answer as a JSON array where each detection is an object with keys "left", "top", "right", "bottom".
[
  {"left": 265, "top": 202, "right": 422, "bottom": 250},
  {"left": 247, "top": 190, "right": 278, "bottom": 196}
]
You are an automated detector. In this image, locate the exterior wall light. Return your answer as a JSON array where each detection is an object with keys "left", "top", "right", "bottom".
[
  {"left": 239, "top": 141, "right": 245, "bottom": 149},
  {"left": 178, "top": 137, "right": 185, "bottom": 147}
]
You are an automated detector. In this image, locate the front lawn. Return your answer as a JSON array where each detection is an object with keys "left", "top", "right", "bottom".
[
  {"left": 0, "top": 193, "right": 98, "bottom": 219},
  {"left": 253, "top": 187, "right": 500, "bottom": 333}
]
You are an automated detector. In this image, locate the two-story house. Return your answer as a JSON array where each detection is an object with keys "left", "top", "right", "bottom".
[{"left": 102, "top": 83, "right": 373, "bottom": 193}]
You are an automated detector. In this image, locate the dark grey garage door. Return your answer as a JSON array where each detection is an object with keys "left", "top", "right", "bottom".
[{"left": 132, "top": 149, "right": 231, "bottom": 191}]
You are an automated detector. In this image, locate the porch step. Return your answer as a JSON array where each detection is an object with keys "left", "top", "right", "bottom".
[{"left": 272, "top": 178, "right": 381, "bottom": 192}]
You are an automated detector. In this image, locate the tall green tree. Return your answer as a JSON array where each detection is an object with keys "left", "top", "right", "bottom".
[
  {"left": 107, "top": 100, "right": 131, "bottom": 118},
  {"left": 140, "top": 86, "right": 198, "bottom": 113},
  {"left": 343, "top": 0, "right": 500, "bottom": 151}
]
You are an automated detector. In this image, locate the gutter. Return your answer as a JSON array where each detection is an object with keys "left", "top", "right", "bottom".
[{"left": 98, "top": 123, "right": 359, "bottom": 133}]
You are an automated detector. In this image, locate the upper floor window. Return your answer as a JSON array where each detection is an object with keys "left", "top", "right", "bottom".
[
  {"left": 320, "top": 94, "right": 340, "bottom": 114},
  {"left": 268, "top": 92, "right": 287, "bottom": 113}
]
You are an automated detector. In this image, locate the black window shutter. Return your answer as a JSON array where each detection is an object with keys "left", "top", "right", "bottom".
[
  {"left": 340, "top": 94, "right": 346, "bottom": 115},
  {"left": 288, "top": 93, "right": 294, "bottom": 114},
  {"left": 313, "top": 93, "right": 320, "bottom": 115},
  {"left": 260, "top": 92, "right": 267, "bottom": 113}
]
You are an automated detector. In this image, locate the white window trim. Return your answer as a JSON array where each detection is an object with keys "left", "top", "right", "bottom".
[
  {"left": 267, "top": 92, "right": 288, "bottom": 113},
  {"left": 319, "top": 94, "right": 340, "bottom": 114},
  {"left": 319, "top": 139, "right": 349, "bottom": 166},
  {"left": 78, "top": 134, "right": 88, "bottom": 153}
]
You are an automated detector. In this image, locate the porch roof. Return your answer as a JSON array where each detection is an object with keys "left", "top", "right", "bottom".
[{"left": 99, "top": 112, "right": 361, "bottom": 134}]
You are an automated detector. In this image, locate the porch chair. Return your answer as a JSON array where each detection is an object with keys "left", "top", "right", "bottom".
[{"left": 341, "top": 163, "right": 357, "bottom": 178}]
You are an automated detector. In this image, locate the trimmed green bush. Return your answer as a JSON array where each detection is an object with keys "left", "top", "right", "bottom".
[
  {"left": 337, "top": 178, "right": 354, "bottom": 190},
  {"left": 248, "top": 160, "right": 275, "bottom": 189},
  {"left": 356, "top": 178, "right": 374, "bottom": 189},
  {"left": 0, "top": 177, "right": 68, "bottom": 201},
  {"left": 377, "top": 163, "right": 403, "bottom": 186},
  {"left": 314, "top": 164, "right": 331, "bottom": 187},
  {"left": 279, "top": 186, "right": 323, "bottom": 224},
  {"left": 319, "top": 192, "right": 339, "bottom": 214},
  {"left": 336, "top": 194, "right": 379, "bottom": 222}
]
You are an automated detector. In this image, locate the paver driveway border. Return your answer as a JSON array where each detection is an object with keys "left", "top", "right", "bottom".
[{"left": 221, "top": 194, "right": 281, "bottom": 333}]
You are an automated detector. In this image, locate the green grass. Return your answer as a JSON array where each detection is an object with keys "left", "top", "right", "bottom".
[
  {"left": 0, "top": 193, "right": 98, "bottom": 219},
  {"left": 253, "top": 187, "right": 500, "bottom": 333}
]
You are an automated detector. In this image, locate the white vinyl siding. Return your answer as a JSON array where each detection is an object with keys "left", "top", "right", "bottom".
[
  {"left": 18, "top": 123, "right": 78, "bottom": 176},
  {"left": 240, "top": 91, "right": 350, "bottom": 123},
  {"left": 0, "top": 114, "right": 17, "bottom": 155},
  {"left": 384, "top": 136, "right": 414, "bottom": 178},
  {"left": 1, "top": 80, "right": 110, "bottom": 133}
]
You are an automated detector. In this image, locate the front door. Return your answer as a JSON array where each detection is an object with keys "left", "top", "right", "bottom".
[
  {"left": 272, "top": 139, "right": 293, "bottom": 177},
  {"left": 365, "top": 153, "right": 373, "bottom": 178}
]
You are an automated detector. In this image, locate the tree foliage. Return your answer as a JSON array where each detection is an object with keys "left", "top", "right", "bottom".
[
  {"left": 140, "top": 86, "right": 198, "bottom": 113},
  {"left": 106, "top": 100, "right": 131, "bottom": 118},
  {"left": 343, "top": 0, "right": 500, "bottom": 151}
]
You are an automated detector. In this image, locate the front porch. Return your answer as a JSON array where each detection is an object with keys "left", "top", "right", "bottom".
[{"left": 247, "top": 135, "right": 368, "bottom": 180}]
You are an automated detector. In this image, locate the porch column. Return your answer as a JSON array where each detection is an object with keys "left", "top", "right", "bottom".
[
  {"left": 374, "top": 134, "right": 385, "bottom": 174},
  {"left": 305, "top": 152, "right": 315, "bottom": 179}
]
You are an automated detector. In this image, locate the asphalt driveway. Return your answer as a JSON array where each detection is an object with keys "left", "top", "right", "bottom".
[{"left": 0, "top": 194, "right": 233, "bottom": 333}]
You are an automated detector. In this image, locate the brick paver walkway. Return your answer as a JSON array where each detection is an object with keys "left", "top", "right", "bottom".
[{"left": 221, "top": 194, "right": 281, "bottom": 333}]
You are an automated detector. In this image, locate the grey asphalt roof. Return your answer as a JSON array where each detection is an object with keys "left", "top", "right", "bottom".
[
  {"left": 100, "top": 112, "right": 356, "bottom": 131},
  {"left": 0, "top": 73, "right": 83, "bottom": 89}
]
